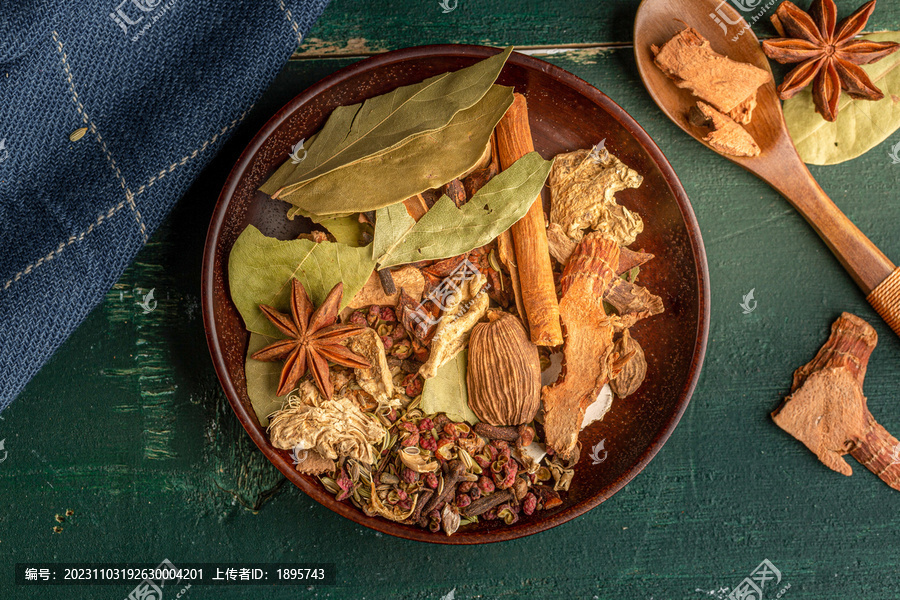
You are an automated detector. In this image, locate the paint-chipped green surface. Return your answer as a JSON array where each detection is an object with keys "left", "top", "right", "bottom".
[
  {"left": 3, "top": 3, "right": 900, "bottom": 599},
  {"left": 294, "top": 0, "right": 900, "bottom": 53}
]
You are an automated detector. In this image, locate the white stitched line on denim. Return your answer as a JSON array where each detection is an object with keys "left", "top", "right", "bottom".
[
  {"left": 278, "top": 0, "right": 305, "bottom": 46},
  {"left": 51, "top": 30, "right": 148, "bottom": 242},
  {"left": 2, "top": 201, "right": 128, "bottom": 291},
  {"left": 134, "top": 107, "right": 252, "bottom": 196}
]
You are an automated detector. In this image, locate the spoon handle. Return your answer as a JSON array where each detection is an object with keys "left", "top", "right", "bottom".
[{"left": 774, "top": 165, "right": 900, "bottom": 336}]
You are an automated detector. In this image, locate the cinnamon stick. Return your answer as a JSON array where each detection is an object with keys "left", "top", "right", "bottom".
[
  {"left": 403, "top": 193, "right": 430, "bottom": 221},
  {"left": 485, "top": 131, "right": 527, "bottom": 328},
  {"left": 494, "top": 93, "right": 563, "bottom": 346}
]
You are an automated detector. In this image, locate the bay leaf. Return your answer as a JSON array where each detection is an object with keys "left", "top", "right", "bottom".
[
  {"left": 281, "top": 84, "right": 514, "bottom": 216},
  {"left": 228, "top": 225, "right": 376, "bottom": 337},
  {"left": 245, "top": 332, "right": 288, "bottom": 426},
  {"left": 258, "top": 131, "right": 320, "bottom": 196},
  {"left": 262, "top": 47, "right": 513, "bottom": 197},
  {"left": 784, "top": 32, "right": 900, "bottom": 165},
  {"left": 372, "top": 151, "right": 553, "bottom": 268},
  {"left": 315, "top": 215, "right": 365, "bottom": 247},
  {"left": 421, "top": 350, "right": 479, "bottom": 425}
]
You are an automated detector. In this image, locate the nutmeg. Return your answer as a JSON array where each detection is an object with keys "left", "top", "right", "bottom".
[{"left": 466, "top": 310, "right": 541, "bottom": 426}]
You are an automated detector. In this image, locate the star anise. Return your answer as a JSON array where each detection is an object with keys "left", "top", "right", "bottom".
[
  {"left": 762, "top": 0, "right": 900, "bottom": 121},
  {"left": 251, "top": 279, "right": 370, "bottom": 399}
]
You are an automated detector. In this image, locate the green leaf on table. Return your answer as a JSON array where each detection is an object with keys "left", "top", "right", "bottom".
[
  {"left": 228, "top": 225, "right": 376, "bottom": 337},
  {"left": 260, "top": 47, "right": 513, "bottom": 199},
  {"left": 281, "top": 84, "right": 514, "bottom": 217},
  {"left": 372, "top": 151, "right": 553, "bottom": 268},
  {"left": 245, "top": 332, "right": 288, "bottom": 426},
  {"left": 784, "top": 32, "right": 900, "bottom": 165},
  {"left": 421, "top": 350, "right": 479, "bottom": 425}
]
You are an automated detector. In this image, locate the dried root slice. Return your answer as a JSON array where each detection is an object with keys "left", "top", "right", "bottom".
[
  {"left": 689, "top": 102, "right": 760, "bottom": 157},
  {"left": 291, "top": 448, "right": 336, "bottom": 475},
  {"left": 547, "top": 222, "right": 577, "bottom": 266},
  {"left": 347, "top": 265, "right": 425, "bottom": 309},
  {"left": 548, "top": 147, "right": 644, "bottom": 246},
  {"left": 604, "top": 278, "right": 665, "bottom": 328},
  {"left": 418, "top": 272, "right": 489, "bottom": 379},
  {"left": 542, "top": 235, "right": 620, "bottom": 460},
  {"left": 560, "top": 233, "right": 621, "bottom": 297},
  {"left": 345, "top": 328, "right": 398, "bottom": 411},
  {"left": 651, "top": 27, "right": 770, "bottom": 122},
  {"left": 617, "top": 246, "right": 655, "bottom": 275},
  {"left": 772, "top": 313, "right": 900, "bottom": 491},
  {"left": 610, "top": 330, "right": 647, "bottom": 399}
]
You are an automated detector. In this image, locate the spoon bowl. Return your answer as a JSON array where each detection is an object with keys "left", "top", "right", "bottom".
[{"left": 634, "top": 0, "right": 900, "bottom": 335}]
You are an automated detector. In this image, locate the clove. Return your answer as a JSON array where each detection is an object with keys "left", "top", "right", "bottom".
[
  {"left": 473, "top": 422, "right": 536, "bottom": 449},
  {"left": 377, "top": 269, "right": 396, "bottom": 295},
  {"left": 407, "top": 488, "right": 434, "bottom": 525},
  {"left": 418, "top": 460, "right": 475, "bottom": 525},
  {"left": 461, "top": 489, "right": 514, "bottom": 518}
]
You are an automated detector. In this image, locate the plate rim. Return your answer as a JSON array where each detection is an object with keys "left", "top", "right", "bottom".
[{"left": 201, "top": 43, "right": 710, "bottom": 545}]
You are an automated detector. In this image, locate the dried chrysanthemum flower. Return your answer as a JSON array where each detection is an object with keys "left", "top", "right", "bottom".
[{"left": 268, "top": 382, "right": 386, "bottom": 465}]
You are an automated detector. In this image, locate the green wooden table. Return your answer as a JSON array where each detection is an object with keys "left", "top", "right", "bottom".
[{"left": 4, "top": 1, "right": 900, "bottom": 598}]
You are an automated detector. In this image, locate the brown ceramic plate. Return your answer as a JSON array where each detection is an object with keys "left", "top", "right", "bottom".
[{"left": 202, "top": 45, "right": 709, "bottom": 544}]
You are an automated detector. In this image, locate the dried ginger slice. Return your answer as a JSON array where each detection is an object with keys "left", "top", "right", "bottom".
[
  {"left": 689, "top": 101, "right": 760, "bottom": 157},
  {"left": 548, "top": 147, "right": 643, "bottom": 245},
  {"left": 542, "top": 233, "right": 620, "bottom": 460},
  {"left": 651, "top": 27, "right": 770, "bottom": 123}
]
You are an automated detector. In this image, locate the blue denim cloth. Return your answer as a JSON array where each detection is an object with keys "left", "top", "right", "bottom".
[{"left": 0, "top": 0, "right": 330, "bottom": 410}]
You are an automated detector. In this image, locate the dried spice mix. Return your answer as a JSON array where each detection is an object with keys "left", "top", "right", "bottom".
[{"left": 228, "top": 49, "right": 664, "bottom": 535}]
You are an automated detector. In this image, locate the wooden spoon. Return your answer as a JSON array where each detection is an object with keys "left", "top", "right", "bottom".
[{"left": 634, "top": 0, "right": 900, "bottom": 337}]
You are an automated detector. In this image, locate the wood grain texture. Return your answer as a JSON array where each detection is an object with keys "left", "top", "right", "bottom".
[
  {"left": 295, "top": 0, "right": 900, "bottom": 56},
  {"left": 3, "top": 15, "right": 900, "bottom": 600}
]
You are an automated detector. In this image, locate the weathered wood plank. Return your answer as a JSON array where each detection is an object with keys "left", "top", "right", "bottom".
[{"left": 296, "top": 0, "right": 900, "bottom": 56}]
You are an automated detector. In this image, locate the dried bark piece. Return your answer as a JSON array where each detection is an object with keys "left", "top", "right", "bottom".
[
  {"left": 345, "top": 328, "right": 398, "bottom": 411},
  {"left": 462, "top": 134, "right": 500, "bottom": 198},
  {"left": 418, "top": 272, "right": 489, "bottom": 379},
  {"left": 347, "top": 265, "right": 426, "bottom": 310},
  {"left": 728, "top": 95, "right": 758, "bottom": 126},
  {"left": 610, "top": 330, "right": 647, "bottom": 399},
  {"left": 617, "top": 246, "right": 655, "bottom": 275},
  {"left": 542, "top": 234, "right": 620, "bottom": 460},
  {"left": 440, "top": 178, "right": 467, "bottom": 208},
  {"left": 652, "top": 26, "right": 771, "bottom": 122},
  {"left": 547, "top": 222, "right": 577, "bottom": 265},
  {"left": 772, "top": 312, "right": 900, "bottom": 491},
  {"left": 604, "top": 278, "right": 665, "bottom": 326},
  {"left": 292, "top": 448, "right": 336, "bottom": 475},
  {"left": 549, "top": 146, "right": 644, "bottom": 245},
  {"left": 689, "top": 101, "right": 761, "bottom": 157},
  {"left": 402, "top": 193, "right": 431, "bottom": 221}
]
